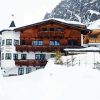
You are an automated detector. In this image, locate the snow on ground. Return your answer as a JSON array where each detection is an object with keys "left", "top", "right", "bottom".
[{"left": 0, "top": 52, "right": 100, "bottom": 100}]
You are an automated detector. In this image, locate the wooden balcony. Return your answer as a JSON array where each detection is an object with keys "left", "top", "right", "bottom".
[
  {"left": 37, "top": 31, "right": 64, "bottom": 38},
  {"left": 15, "top": 59, "right": 48, "bottom": 67},
  {"left": 16, "top": 45, "right": 82, "bottom": 52},
  {"left": 16, "top": 45, "right": 66, "bottom": 52}
]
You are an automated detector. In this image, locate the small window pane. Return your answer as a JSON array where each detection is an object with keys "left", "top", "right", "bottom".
[
  {"left": 6, "top": 39, "right": 12, "bottom": 45},
  {"left": 50, "top": 40, "right": 60, "bottom": 46},
  {"left": 18, "top": 67, "right": 24, "bottom": 75},
  {"left": 14, "top": 40, "right": 19, "bottom": 45},
  {"left": 55, "top": 41, "right": 60, "bottom": 45},
  {"left": 26, "top": 67, "right": 32, "bottom": 74},
  {"left": 13, "top": 54, "right": 18, "bottom": 60},
  {"left": 50, "top": 41, "right": 55, "bottom": 46},
  {"left": 2, "top": 53, "right": 4, "bottom": 60},
  {"left": 2, "top": 40, "right": 5, "bottom": 46},
  {"left": 21, "top": 54, "right": 27, "bottom": 60},
  {"left": 51, "top": 54, "right": 55, "bottom": 58},
  {"left": 35, "top": 54, "right": 45, "bottom": 60},
  {"left": 32, "top": 40, "right": 43, "bottom": 46},
  {"left": 5, "top": 53, "right": 12, "bottom": 60}
]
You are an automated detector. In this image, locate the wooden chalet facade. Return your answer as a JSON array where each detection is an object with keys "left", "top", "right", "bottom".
[
  {"left": 14, "top": 19, "right": 90, "bottom": 68},
  {"left": 1, "top": 18, "right": 90, "bottom": 76},
  {"left": 15, "top": 19, "right": 89, "bottom": 50}
]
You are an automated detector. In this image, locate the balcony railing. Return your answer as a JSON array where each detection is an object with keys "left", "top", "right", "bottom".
[
  {"left": 16, "top": 45, "right": 66, "bottom": 52},
  {"left": 37, "top": 31, "right": 64, "bottom": 38},
  {"left": 15, "top": 59, "right": 48, "bottom": 67},
  {"left": 16, "top": 45, "right": 82, "bottom": 52}
]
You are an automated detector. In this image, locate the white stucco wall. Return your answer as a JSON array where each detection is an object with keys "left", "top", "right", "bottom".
[
  {"left": 2, "top": 66, "right": 36, "bottom": 76},
  {"left": 1, "top": 30, "right": 20, "bottom": 69},
  {"left": 17, "top": 52, "right": 52, "bottom": 60}
]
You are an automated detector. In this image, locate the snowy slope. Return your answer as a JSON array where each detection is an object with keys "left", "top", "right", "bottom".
[
  {"left": 0, "top": 52, "right": 100, "bottom": 100},
  {"left": 88, "top": 19, "right": 100, "bottom": 29}
]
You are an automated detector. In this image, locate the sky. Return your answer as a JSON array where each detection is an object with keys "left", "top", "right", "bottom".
[{"left": 0, "top": 0, "right": 61, "bottom": 30}]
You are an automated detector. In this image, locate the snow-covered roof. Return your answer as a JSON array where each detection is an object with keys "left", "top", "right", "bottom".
[
  {"left": 44, "top": 18, "right": 85, "bottom": 26},
  {"left": 0, "top": 20, "right": 16, "bottom": 33},
  {"left": 64, "top": 47, "right": 100, "bottom": 52},
  {"left": 14, "top": 18, "right": 86, "bottom": 31},
  {"left": 0, "top": 27, "right": 15, "bottom": 33}
]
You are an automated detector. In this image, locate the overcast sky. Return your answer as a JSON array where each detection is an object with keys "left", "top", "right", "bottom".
[{"left": 0, "top": 0, "right": 61, "bottom": 30}]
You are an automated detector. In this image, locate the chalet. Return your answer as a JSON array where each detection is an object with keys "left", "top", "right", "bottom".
[
  {"left": 83, "top": 29, "right": 100, "bottom": 48},
  {"left": 0, "top": 18, "right": 90, "bottom": 76}
]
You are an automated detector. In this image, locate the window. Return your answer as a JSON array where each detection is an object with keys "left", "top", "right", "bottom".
[
  {"left": 0, "top": 40, "right": 1, "bottom": 46},
  {"left": 5, "top": 53, "right": 12, "bottom": 60},
  {"left": 35, "top": 54, "right": 45, "bottom": 60},
  {"left": 68, "top": 40, "right": 78, "bottom": 46},
  {"left": 2, "top": 40, "right": 5, "bottom": 46},
  {"left": 13, "top": 54, "right": 18, "bottom": 60},
  {"left": 89, "top": 34, "right": 97, "bottom": 38},
  {"left": 32, "top": 40, "right": 43, "bottom": 46},
  {"left": 2, "top": 53, "right": 4, "bottom": 60},
  {"left": 26, "top": 67, "right": 32, "bottom": 74},
  {"left": 6, "top": 39, "right": 12, "bottom": 45},
  {"left": 18, "top": 67, "right": 24, "bottom": 75},
  {"left": 50, "top": 28, "right": 54, "bottom": 31},
  {"left": 50, "top": 40, "right": 60, "bottom": 46},
  {"left": 14, "top": 40, "right": 19, "bottom": 45},
  {"left": 51, "top": 54, "right": 55, "bottom": 58},
  {"left": 21, "top": 54, "right": 27, "bottom": 60}
]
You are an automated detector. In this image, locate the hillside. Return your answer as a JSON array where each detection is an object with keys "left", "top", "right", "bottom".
[{"left": 44, "top": 0, "right": 100, "bottom": 25}]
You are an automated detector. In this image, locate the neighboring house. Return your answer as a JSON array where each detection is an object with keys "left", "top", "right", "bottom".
[
  {"left": 0, "top": 18, "right": 90, "bottom": 76},
  {"left": 83, "top": 29, "right": 100, "bottom": 48}
]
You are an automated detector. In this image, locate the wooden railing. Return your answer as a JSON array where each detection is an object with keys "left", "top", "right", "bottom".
[
  {"left": 16, "top": 45, "right": 66, "bottom": 52},
  {"left": 15, "top": 59, "right": 48, "bottom": 67},
  {"left": 16, "top": 45, "right": 82, "bottom": 52},
  {"left": 37, "top": 31, "right": 64, "bottom": 38}
]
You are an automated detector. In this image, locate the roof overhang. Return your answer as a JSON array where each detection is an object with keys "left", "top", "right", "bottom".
[{"left": 14, "top": 18, "right": 87, "bottom": 32}]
